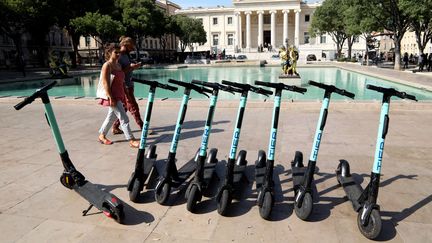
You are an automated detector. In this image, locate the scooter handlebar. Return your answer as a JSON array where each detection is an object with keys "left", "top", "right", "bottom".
[
  {"left": 367, "top": 84, "right": 417, "bottom": 101},
  {"left": 14, "top": 81, "right": 57, "bottom": 110},
  {"left": 255, "top": 81, "right": 307, "bottom": 94},
  {"left": 222, "top": 80, "right": 273, "bottom": 96},
  {"left": 168, "top": 79, "right": 212, "bottom": 97},
  {"left": 132, "top": 78, "right": 178, "bottom": 92},
  {"left": 191, "top": 80, "right": 242, "bottom": 94},
  {"left": 309, "top": 80, "right": 355, "bottom": 99}
]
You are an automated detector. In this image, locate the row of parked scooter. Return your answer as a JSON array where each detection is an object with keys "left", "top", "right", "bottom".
[{"left": 14, "top": 78, "right": 417, "bottom": 240}]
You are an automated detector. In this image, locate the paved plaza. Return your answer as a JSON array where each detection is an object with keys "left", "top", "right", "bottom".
[{"left": 1, "top": 63, "right": 432, "bottom": 242}]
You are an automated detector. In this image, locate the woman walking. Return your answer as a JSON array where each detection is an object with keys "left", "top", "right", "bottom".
[{"left": 97, "top": 43, "right": 139, "bottom": 148}]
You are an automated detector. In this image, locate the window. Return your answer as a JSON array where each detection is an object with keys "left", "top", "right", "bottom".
[
  {"left": 263, "top": 14, "right": 270, "bottom": 24},
  {"left": 85, "top": 36, "right": 91, "bottom": 47},
  {"left": 227, "top": 17, "right": 233, "bottom": 25},
  {"left": 227, "top": 34, "right": 234, "bottom": 45},
  {"left": 213, "top": 34, "right": 219, "bottom": 46},
  {"left": 354, "top": 36, "right": 360, "bottom": 43},
  {"left": 304, "top": 32, "right": 310, "bottom": 44},
  {"left": 320, "top": 35, "right": 326, "bottom": 44},
  {"left": 305, "top": 14, "right": 310, "bottom": 22},
  {"left": 213, "top": 17, "right": 218, "bottom": 25}
]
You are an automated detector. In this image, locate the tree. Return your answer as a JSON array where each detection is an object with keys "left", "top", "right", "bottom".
[
  {"left": 152, "top": 12, "right": 179, "bottom": 61},
  {"left": 361, "top": 0, "right": 410, "bottom": 70},
  {"left": 174, "top": 15, "right": 207, "bottom": 55},
  {"left": 70, "top": 12, "right": 125, "bottom": 45},
  {"left": 309, "top": 0, "right": 349, "bottom": 59},
  {"left": 401, "top": 0, "right": 432, "bottom": 55}
]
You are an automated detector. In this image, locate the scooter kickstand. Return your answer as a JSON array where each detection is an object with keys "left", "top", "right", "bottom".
[{"left": 82, "top": 204, "right": 94, "bottom": 216}]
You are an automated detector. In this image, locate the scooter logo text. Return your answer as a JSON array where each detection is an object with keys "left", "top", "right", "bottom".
[
  {"left": 375, "top": 141, "right": 384, "bottom": 172},
  {"left": 230, "top": 130, "right": 240, "bottom": 158},
  {"left": 269, "top": 130, "right": 277, "bottom": 159},
  {"left": 312, "top": 132, "right": 322, "bottom": 159},
  {"left": 200, "top": 126, "right": 210, "bottom": 154}
]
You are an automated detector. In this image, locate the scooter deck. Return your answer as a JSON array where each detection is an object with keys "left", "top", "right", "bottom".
[
  {"left": 233, "top": 164, "right": 247, "bottom": 184},
  {"left": 337, "top": 175, "right": 363, "bottom": 211},
  {"left": 291, "top": 166, "right": 307, "bottom": 189},
  {"left": 255, "top": 166, "right": 266, "bottom": 189},
  {"left": 74, "top": 181, "right": 115, "bottom": 210},
  {"left": 203, "top": 162, "right": 217, "bottom": 182},
  {"left": 177, "top": 158, "right": 197, "bottom": 182}
]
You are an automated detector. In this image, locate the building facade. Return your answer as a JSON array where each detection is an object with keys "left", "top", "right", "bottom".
[{"left": 177, "top": 0, "right": 369, "bottom": 60}]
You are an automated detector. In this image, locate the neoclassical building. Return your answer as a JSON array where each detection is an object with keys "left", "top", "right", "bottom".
[{"left": 177, "top": 0, "right": 369, "bottom": 60}]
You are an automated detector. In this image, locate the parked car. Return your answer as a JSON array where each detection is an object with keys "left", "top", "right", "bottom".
[
  {"left": 271, "top": 54, "right": 280, "bottom": 59},
  {"left": 306, "top": 54, "right": 317, "bottom": 61},
  {"left": 225, "top": 54, "right": 235, "bottom": 60},
  {"left": 237, "top": 54, "right": 247, "bottom": 60},
  {"left": 130, "top": 51, "right": 153, "bottom": 64}
]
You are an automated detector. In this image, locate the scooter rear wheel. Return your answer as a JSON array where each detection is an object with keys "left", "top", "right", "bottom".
[
  {"left": 155, "top": 182, "right": 171, "bottom": 205},
  {"left": 129, "top": 178, "right": 142, "bottom": 202},
  {"left": 259, "top": 191, "right": 274, "bottom": 220},
  {"left": 102, "top": 204, "right": 124, "bottom": 224},
  {"left": 217, "top": 189, "right": 231, "bottom": 216},
  {"left": 186, "top": 184, "right": 201, "bottom": 213},
  {"left": 294, "top": 192, "right": 313, "bottom": 220},
  {"left": 357, "top": 208, "right": 382, "bottom": 240}
]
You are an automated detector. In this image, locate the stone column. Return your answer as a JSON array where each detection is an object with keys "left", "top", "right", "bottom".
[
  {"left": 238, "top": 13, "right": 242, "bottom": 49},
  {"left": 246, "top": 11, "right": 251, "bottom": 50},
  {"left": 294, "top": 9, "right": 301, "bottom": 47},
  {"left": 270, "top": 10, "right": 277, "bottom": 49},
  {"left": 257, "top": 10, "right": 264, "bottom": 48},
  {"left": 283, "top": 10, "right": 290, "bottom": 47},
  {"left": 235, "top": 12, "right": 240, "bottom": 51}
]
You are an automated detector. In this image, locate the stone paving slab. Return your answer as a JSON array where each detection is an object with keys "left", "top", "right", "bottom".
[{"left": 1, "top": 99, "right": 432, "bottom": 243}]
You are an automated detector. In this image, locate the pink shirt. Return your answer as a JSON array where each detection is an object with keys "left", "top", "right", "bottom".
[{"left": 98, "top": 69, "right": 126, "bottom": 106}]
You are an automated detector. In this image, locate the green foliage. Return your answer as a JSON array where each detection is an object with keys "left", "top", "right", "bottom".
[
  {"left": 174, "top": 15, "right": 207, "bottom": 52},
  {"left": 70, "top": 12, "right": 125, "bottom": 44}
]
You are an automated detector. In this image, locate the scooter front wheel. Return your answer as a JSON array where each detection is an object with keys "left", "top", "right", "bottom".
[
  {"left": 129, "top": 178, "right": 142, "bottom": 202},
  {"left": 294, "top": 192, "right": 313, "bottom": 220},
  {"left": 259, "top": 191, "right": 274, "bottom": 220},
  {"left": 217, "top": 189, "right": 231, "bottom": 216},
  {"left": 186, "top": 184, "right": 201, "bottom": 213},
  {"left": 155, "top": 182, "right": 171, "bottom": 205},
  {"left": 357, "top": 208, "right": 382, "bottom": 240},
  {"left": 60, "top": 173, "right": 74, "bottom": 189},
  {"left": 102, "top": 203, "right": 124, "bottom": 224}
]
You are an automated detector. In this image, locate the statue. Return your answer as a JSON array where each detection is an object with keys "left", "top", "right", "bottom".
[
  {"left": 279, "top": 45, "right": 300, "bottom": 77},
  {"left": 49, "top": 50, "right": 71, "bottom": 78}
]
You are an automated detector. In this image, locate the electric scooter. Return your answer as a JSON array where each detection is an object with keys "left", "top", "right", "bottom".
[
  {"left": 254, "top": 80, "right": 307, "bottom": 219},
  {"left": 336, "top": 84, "right": 417, "bottom": 239},
  {"left": 127, "top": 78, "right": 178, "bottom": 202},
  {"left": 185, "top": 80, "right": 242, "bottom": 212},
  {"left": 154, "top": 79, "right": 213, "bottom": 205},
  {"left": 14, "top": 81, "right": 125, "bottom": 223},
  {"left": 292, "top": 80, "right": 355, "bottom": 220},
  {"left": 216, "top": 80, "right": 273, "bottom": 216}
]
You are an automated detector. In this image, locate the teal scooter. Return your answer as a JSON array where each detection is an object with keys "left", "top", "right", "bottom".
[
  {"left": 14, "top": 81, "right": 125, "bottom": 223},
  {"left": 185, "top": 80, "right": 241, "bottom": 212},
  {"left": 292, "top": 80, "right": 355, "bottom": 220},
  {"left": 127, "top": 78, "right": 178, "bottom": 202},
  {"left": 154, "top": 79, "right": 213, "bottom": 205},
  {"left": 336, "top": 84, "right": 417, "bottom": 239},
  {"left": 254, "top": 80, "right": 307, "bottom": 219},
  {"left": 216, "top": 80, "right": 273, "bottom": 216}
]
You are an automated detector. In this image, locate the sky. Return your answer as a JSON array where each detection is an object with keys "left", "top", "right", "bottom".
[{"left": 174, "top": 0, "right": 321, "bottom": 9}]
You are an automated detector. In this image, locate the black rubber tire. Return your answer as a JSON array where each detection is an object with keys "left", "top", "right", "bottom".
[
  {"left": 155, "top": 182, "right": 171, "bottom": 205},
  {"left": 255, "top": 150, "right": 266, "bottom": 167},
  {"left": 294, "top": 192, "right": 313, "bottom": 221},
  {"left": 60, "top": 174, "right": 73, "bottom": 189},
  {"left": 259, "top": 191, "right": 274, "bottom": 220},
  {"left": 357, "top": 208, "right": 382, "bottom": 240},
  {"left": 146, "top": 144, "right": 157, "bottom": 159},
  {"left": 236, "top": 150, "right": 247, "bottom": 166},
  {"left": 129, "top": 179, "right": 141, "bottom": 202},
  {"left": 217, "top": 189, "right": 231, "bottom": 216},
  {"left": 103, "top": 204, "right": 125, "bottom": 224},
  {"left": 186, "top": 185, "right": 200, "bottom": 213},
  {"left": 207, "top": 148, "right": 218, "bottom": 164},
  {"left": 292, "top": 151, "right": 304, "bottom": 167}
]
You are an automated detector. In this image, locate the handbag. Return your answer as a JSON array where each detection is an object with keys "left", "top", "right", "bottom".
[{"left": 96, "top": 65, "right": 115, "bottom": 100}]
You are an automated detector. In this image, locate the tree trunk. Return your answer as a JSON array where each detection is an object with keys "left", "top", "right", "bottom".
[
  {"left": 70, "top": 31, "right": 80, "bottom": 68},
  {"left": 394, "top": 38, "right": 402, "bottom": 70},
  {"left": 347, "top": 36, "right": 354, "bottom": 59}
]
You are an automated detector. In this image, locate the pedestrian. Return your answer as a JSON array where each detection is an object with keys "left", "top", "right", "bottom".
[
  {"left": 403, "top": 52, "right": 409, "bottom": 69},
  {"left": 111, "top": 36, "right": 145, "bottom": 135},
  {"left": 419, "top": 54, "right": 424, "bottom": 72},
  {"left": 428, "top": 53, "right": 432, "bottom": 72},
  {"left": 97, "top": 43, "right": 139, "bottom": 148}
]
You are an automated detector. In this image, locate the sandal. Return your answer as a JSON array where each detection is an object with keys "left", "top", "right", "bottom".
[
  {"left": 98, "top": 137, "right": 113, "bottom": 145},
  {"left": 129, "top": 139, "right": 140, "bottom": 148}
]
